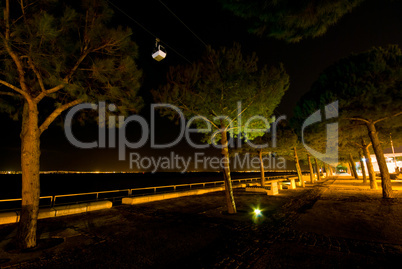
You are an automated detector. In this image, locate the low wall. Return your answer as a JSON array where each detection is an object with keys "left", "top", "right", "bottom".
[
  {"left": 0, "top": 200, "right": 112, "bottom": 225},
  {"left": 122, "top": 186, "right": 225, "bottom": 205}
]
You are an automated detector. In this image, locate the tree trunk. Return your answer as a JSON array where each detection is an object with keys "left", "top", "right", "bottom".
[
  {"left": 293, "top": 147, "right": 304, "bottom": 187},
  {"left": 359, "top": 151, "right": 367, "bottom": 184},
  {"left": 258, "top": 150, "right": 265, "bottom": 187},
  {"left": 362, "top": 141, "right": 378, "bottom": 190},
  {"left": 366, "top": 121, "right": 392, "bottom": 198},
  {"left": 348, "top": 162, "right": 355, "bottom": 177},
  {"left": 307, "top": 154, "right": 314, "bottom": 183},
  {"left": 220, "top": 127, "right": 236, "bottom": 214},
  {"left": 349, "top": 153, "right": 359, "bottom": 180},
  {"left": 328, "top": 165, "right": 333, "bottom": 176},
  {"left": 315, "top": 158, "right": 321, "bottom": 181},
  {"left": 18, "top": 103, "right": 41, "bottom": 249},
  {"left": 347, "top": 162, "right": 353, "bottom": 177}
]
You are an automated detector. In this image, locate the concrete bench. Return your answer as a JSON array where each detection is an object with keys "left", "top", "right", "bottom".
[
  {"left": 282, "top": 178, "right": 296, "bottom": 189},
  {"left": 54, "top": 204, "right": 88, "bottom": 217},
  {"left": 245, "top": 186, "right": 269, "bottom": 194},
  {"left": 240, "top": 182, "right": 260, "bottom": 188},
  {"left": 245, "top": 181, "right": 279, "bottom": 195},
  {"left": 87, "top": 201, "right": 112, "bottom": 212},
  {"left": 0, "top": 211, "right": 18, "bottom": 225}
]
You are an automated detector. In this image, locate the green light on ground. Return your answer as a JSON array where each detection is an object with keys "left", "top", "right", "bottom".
[{"left": 253, "top": 208, "right": 262, "bottom": 217}]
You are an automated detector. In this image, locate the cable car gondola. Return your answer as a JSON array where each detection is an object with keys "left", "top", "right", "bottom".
[{"left": 152, "top": 38, "right": 167, "bottom": 61}]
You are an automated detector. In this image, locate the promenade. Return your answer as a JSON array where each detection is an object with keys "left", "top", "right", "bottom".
[{"left": 1, "top": 176, "right": 402, "bottom": 268}]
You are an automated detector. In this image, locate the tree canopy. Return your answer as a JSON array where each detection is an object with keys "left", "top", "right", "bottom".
[
  {"left": 220, "top": 0, "right": 364, "bottom": 42},
  {"left": 292, "top": 45, "right": 402, "bottom": 198},
  {"left": 153, "top": 43, "right": 289, "bottom": 213},
  {"left": 153, "top": 43, "right": 289, "bottom": 144},
  {"left": 0, "top": 0, "right": 143, "bottom": 123}
]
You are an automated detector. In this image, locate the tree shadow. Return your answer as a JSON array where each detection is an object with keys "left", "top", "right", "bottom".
[{"left": 5, "top": 237, "right": 64, "bottom": 254}]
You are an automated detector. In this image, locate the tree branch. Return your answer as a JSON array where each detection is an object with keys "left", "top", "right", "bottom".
[
  {"left": 39, "top": 99, "right": 83, "bottom": 134},
  {"left": 174, "top": 101, "right": 220, "bottom": 130},
  {"left": 34, "top": 10, "right": 94, "bottom": 103},
  {"left": 350, "top": 141, "right": 363, "bottom": 149},
  {"left": 5, "top": 0, "right": 10, "bottom": 39},
  {"left": 28, "top": 57, "right": 46, "bottom": 93},
  {"left": 345, "top": 111, "right": 402, "bottom": 125},
  {"left": 0, "top": 91, "right": 20, "bottom": 97},
  {"left": 344, "top": 117, "right": 370, "bottom": 124},
  {"left": 0, "top": 35, "right": 30, "bottom": 95},
  {"left": 373, "top": 111, "right": 402, "bottom": 124},
  {"left": 0, "top": 79, "right": 24, "bottom": 95},
  {"left": 2, "top": 1, "right": 29, "bottom": 97},
  {"left": 225, "top": 97, "right": 257, "bottom": 131},
  {"left": 34, "top": 50, "right": 90, "bottom": 103}
]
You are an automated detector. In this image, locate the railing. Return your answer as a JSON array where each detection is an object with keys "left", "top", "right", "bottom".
[{"left": 0, "top": 175, "right": 293, "bottom": 212}]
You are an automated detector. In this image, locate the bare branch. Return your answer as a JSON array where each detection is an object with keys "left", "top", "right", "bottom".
[
  {"left": 0, "top": 91, "right": 20, "bottom": 97},
  {"left": 0, "top": 33, "right": 30, "bottom": 98},
  {"left": 0, "top": 79, "right": 24, "bottom": 95},
  {"left": 28, "top": 57, "right": 46, "bottom": 92},
  {"left": 39, "top": 99, "right": 83, "bottom": 134},
  {"left": 345, "top": 111, "right": 402, "bottom": 125},
  {"left": 344, "top": 117, "right": 370, "bottom": 124},
  {"left": 5, "top": 0, "right": 10, "bottom": 39}
]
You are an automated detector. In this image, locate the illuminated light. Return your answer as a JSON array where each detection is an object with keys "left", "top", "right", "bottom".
[{"left": 253, "top": 208, "right": 262, "bottom": 217}]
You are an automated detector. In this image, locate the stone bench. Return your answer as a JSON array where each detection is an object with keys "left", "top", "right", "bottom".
[
  {"left": 0, "top": 211, "right": 18, "bottom": 225},
  {"left": 245, "top": 181, "right": 279, "bottom": 195},
  {"left": 280, "top": 178, "right": 296, "bottom": 189}
]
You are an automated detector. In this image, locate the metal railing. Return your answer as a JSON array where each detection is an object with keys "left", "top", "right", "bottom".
[{"left": 0, "top": 175, "right": 293, "bottom": 212}]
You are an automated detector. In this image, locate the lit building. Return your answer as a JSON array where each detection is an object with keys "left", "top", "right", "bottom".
[{"left": 358, "top": 146, "right": 402, "bottom": 174}]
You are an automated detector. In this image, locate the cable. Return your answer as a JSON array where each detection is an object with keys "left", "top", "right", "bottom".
[
  {"left": 106, "top": 0, "right": 192, "bottom": 64},
  {"left": 158, "top": 0, "right": 209, "bottom": 48}
]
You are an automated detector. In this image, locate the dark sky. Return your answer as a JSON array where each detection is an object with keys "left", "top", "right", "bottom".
[{"left": 0, "top": 0, "right": 401, "bottom": 172}]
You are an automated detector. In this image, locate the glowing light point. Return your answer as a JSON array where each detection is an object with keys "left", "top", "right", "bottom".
[{"left": 253, "top": 209, "right": 262, "bottom": 217}]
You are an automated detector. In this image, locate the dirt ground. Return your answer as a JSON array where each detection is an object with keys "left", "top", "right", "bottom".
[{"left": 1, "top": 176, "right": 402, "bottom": 268}]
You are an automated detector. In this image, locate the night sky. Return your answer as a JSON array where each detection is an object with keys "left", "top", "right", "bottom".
[{"left": 0, "top": 0, "right": 401, "bottom": 172}]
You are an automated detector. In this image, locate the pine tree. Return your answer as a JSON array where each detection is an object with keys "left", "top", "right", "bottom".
[
  {"left": 0, "top": 0, "right": 142, "bottom": 249},
  {"left": 153, "top": 43, "right": 289, "bottom": 214}
]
